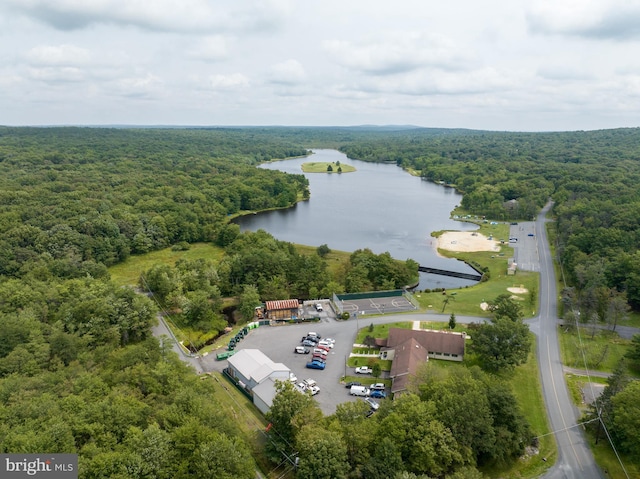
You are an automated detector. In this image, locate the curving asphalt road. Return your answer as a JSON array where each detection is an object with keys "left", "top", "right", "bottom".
[
  {"left": 150, "top": 200, "right": 606, "bottom": 478},
  {"left": 530, "top": 201, "right": 603, "bottom": 479}
]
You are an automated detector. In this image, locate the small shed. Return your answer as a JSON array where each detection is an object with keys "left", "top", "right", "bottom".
[{"left": 265, "top": 299, "right": 300, "bottom": 321}]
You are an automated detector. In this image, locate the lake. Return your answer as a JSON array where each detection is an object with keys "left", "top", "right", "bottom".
[{"left": 236, "top": 149, "right": 479, "bottom": 290}]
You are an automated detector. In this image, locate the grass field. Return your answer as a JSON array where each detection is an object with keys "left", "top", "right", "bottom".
[
  {"left": 558, "top": 326, "right": 631, "bottom": 373},
  {"left": 301, "top": 161, "right": 356, "bottom": 173},
  {"left": 109, "top": 242, "right": 225, "bottom": 287},
  {"left": 204, "top": 372, "right": 274, "bottom": 477},
  {"left": 411, "top": 221, "right": 540, "bottom": 318}
]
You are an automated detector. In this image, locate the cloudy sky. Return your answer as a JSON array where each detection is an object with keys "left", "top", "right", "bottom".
[{"left": 1, "top": 0, "right": 640, "bottom": 131}]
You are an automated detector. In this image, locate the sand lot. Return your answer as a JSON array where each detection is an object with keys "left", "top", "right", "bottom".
[{"left": 436, "top": 231, "right": 501, "bottom": 253}]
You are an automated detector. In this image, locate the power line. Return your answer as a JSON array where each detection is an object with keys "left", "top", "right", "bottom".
[
  {"left": 533, "top": 417, "right": 599, "bottom": 439},
  {"left": 556, "top": 237, "right": 629, "bottom": 477}
]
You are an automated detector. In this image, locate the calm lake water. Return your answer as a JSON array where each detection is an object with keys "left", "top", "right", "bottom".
[{"left": 236, "top": 149, "right": 479, "bottom": 290}]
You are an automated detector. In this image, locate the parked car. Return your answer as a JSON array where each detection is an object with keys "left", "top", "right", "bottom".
[
  {"left": 303, "top": 378, "right": 317, "bottom": 388},
  {"left": 370, "top": 390, "right": 387, "bottom": 399},
  {"left": 350, "top": 385, "right": 370, "bottom": 397},
  {"left": 307, "top": 332, "right": 321, "bottom": 339},
  {"left": 364, "top": 398, "right": 380, "bottom": 410},
  {"left": 302, "top": 335, "right": 318, "bottom": 344},
  {"left": 324, "top": 338, "right": 336, "bottom": 344},
  {"left": 345, "top": 381, "right": 362, "bottom": 389},
  {"left": 315, "top": 303, "right": 323, "bottom": 312},
  {"left": 296, "top": 382, "right": 307, "bottom": 391},
  {"left": 308, "top": 385, "right": 320, "bottom": 395},
  {"left": 311, "top": 355, "right": 326, "bottom": 363},
  {"left": 313, "top": 348, "right": 328, "bottom": 356},
  {"left": 302, "top": 339, "right": 316, "bottom": 347},
  {"left": 370, "top": 383, "right": 385, "bottom": 390},
  {"left": 295, "top": 346, "right": 310, "bottom": 354},
  {"left": 528, "top": 233, "right": 535, "bottom": 237},
  {"left": 316, "top": 344, "right": 331, "bottom": 353},
  {"left": 355, "top": 366, "right": 372, "bottom": 374},
  {"left": 289, "top": 372, "right": 297, "bottom": 383},
  {"left": 318, "top": 340, "right": 334, "bottom": 348},
  {"left": 306, "top": 360, "right": 326, "bottom": 370}
]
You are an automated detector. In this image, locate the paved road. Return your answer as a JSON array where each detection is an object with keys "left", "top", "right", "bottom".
[
  {"left": 152, "top": 313, "right": 204, "bottom": 374},
  {"left": 150, "top": 200, "right": 608, "bottom": 477},
  {"left": 532, "top": 201, "right": 604, "bottom": 479}
]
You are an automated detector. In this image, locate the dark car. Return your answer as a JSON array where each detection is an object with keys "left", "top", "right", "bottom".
[
  {"left": 306, "top": 361, "right": 326, "bottom": 370},
  {"left": 302, "top": 339, "right": 316, "bottom": 347},
  {"left": 345, "top": 381, "right": 362, "bottom": 389}
]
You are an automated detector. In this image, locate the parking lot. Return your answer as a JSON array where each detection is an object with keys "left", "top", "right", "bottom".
[
  {"left": 200, "top": 314, "right": 378, "bottom": 415},
  {"left": 509, "top": 222, "right": 540, "bottom": 272}
]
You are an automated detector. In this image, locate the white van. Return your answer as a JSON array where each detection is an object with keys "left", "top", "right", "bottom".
[{"left": 350, "top": 385, "right": 370, "bottom": 397}]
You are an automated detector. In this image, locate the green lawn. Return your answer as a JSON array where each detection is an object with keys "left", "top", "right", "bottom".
[
  {"left": 412, "top": 222, "right": 539, "bottom": 318},
  {"left": 558, "top": 326, "right": 631, "bottom": 373},
  {"left": 482, "top": 338, "right": 555, "bottom": 479},
  {"left": 204, "top": 372, "right": 273, "bottom": 476},
  {"left": 108, "top": 242, "right": 225, "bottom": 287},
  {"left": 301, "top": 161, "right": 356, "bottom": 173}
]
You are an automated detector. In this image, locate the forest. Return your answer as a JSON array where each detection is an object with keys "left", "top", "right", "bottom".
[{"left": 1, "top": 125, "right": 640, "bottom": 477}]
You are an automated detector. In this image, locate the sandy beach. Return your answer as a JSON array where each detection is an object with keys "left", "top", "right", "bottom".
[{"left": 436, "top": 231, "right": 501, "bottom": 253}]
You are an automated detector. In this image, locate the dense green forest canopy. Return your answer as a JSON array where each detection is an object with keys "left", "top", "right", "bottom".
[
  {"left": 0, "top": 127, "right": 310, "bottom": 276},
  {"left": 2, "top": 125, "right": 640, "bottom": 477}
]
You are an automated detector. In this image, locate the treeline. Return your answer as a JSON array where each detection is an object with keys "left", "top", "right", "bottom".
[
  {"left": 0, "top": 273, "right": 257, "bottom": 477},
  {"left": 0, "top": 127, "right": 309, "bottom": 277},
  {"left": 266, "top": 364, "right": 531, "bottom": 479},
  {"left": 140, "top": 233, "right": 418, "bottom": 347},
  {"left": 338, "top": 128, "right": 640, "bottom": 311},
  {"left": 0, "top": 127, "right": 308, "bottom": 477},
  {"left": 2, "top": 125, "right": 640, "bottom": 476}
]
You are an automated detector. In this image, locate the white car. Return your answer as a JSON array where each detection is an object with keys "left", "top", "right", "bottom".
[
  {"left": 370, "top": 383, "right": 385, "bottom": 390},
  {"left": 364, "top": 397, "right": 380, "bottom": 410},
  {"left": 315, "top": 303, "right": 323, "bottom": 312},
  {"left": 289, "top": 373, "right": 298, "bottom": 383},
  {"left": 303, "top": 378, "right": 317, "bottom": 388},
  {"left": 318, "top": 340, "right": 334, "bottom": 348},
  {"left": 355, "top": 366, "right": 372, "bottom": 374},
  {"left": 308, "top": 385, "right": 320, "bottom": 396}
]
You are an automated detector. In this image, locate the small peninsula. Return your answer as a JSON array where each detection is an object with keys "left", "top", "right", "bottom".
[{"left": 301, "top": 161, "right": 356, "bottom": 173}]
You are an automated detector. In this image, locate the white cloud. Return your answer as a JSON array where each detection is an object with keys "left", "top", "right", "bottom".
[
  {"left": 527, "top": 0, "right": 640, "bottom": 40},
  {"left": 267, "top": 59, "right": 306, "bottom": 85},
  {"left": 28, "top": 66, "right": 85, "bottom": 83},
  {"left": 1, "top": 0, "right": 639, "bottom": 130},
  {"left": 324, "top": 31, "right": 466, "bottom": 75},
  {"left": 187, "top": 36, "right": 230, "bottom": 62},
  {"left": 6, "top": 0, "right": 293, "bottom": 33},
  {"left": 206, "top": 73, "right": 250, "bottom": 91},
  {"left": 329, "top": 64, "right": 517, "bottom": 99},
  {"left": 26, "top": 44, "right": 91, "bottom": 66},
  {"left": 109, "top": 73, "right": 164, "bottom": 99}
]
